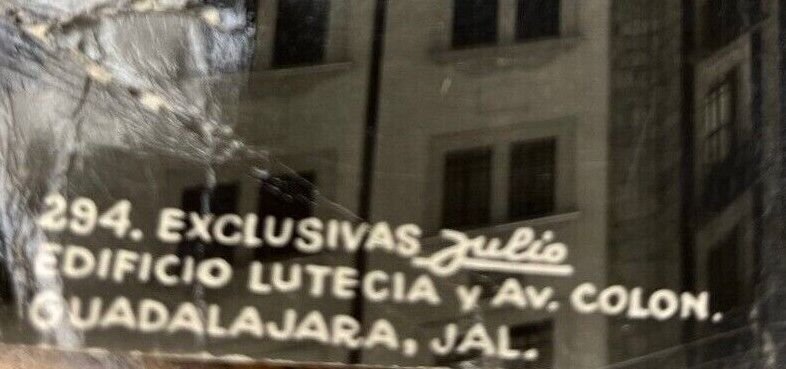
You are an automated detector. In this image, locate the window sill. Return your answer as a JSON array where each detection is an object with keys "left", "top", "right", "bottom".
[
  {"left": 432, "top": 36, "right": 581, "bottom": 74},
  {"left": 250, "top": 61, "right": 353, "bottom": 81}
]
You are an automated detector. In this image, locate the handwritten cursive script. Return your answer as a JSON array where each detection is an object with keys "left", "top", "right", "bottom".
[{"left": 411, "top": 228, "right": 573, "bottom": 277}]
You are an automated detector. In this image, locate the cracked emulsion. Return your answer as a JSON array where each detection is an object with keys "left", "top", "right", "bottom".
[
  {"left": 0, "top": 0, "right": 347, "bottom": 359},
  {"left": 0, "top": 2, "right": 775, "bottom": 369}
]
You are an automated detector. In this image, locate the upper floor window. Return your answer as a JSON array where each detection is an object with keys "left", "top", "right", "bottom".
[
  {"left": 453, "top": 0, "right": 499, "bottom": 48},
  {"left": 255, "top": 172, "right": 317, "bottom": 261},
  {"left": 442, "top": 147, "right": 493, "bottom": 229},
  {"left": 452, "top": 0, "right": 561, "bottom": 49},
  {"left": 510, "top": 138, "right": 556, "bottom": 220},
  {"left": 702, "top": 74, "right": 736, "bottom": 170},
  {"left": 705, "top": 0, "right": 751, "bottom": 49},
  {"left": 516, "top": 0, "right": 560, "bottom": 40},
  {"left": 178, "top": 183, "right": 240, "bottom": 264},
  {"left": 273, "top": 0, "right": 330, "bottom": 68},
  {"left": 441, "top": 138, "right": 558, "bottom": 229}
]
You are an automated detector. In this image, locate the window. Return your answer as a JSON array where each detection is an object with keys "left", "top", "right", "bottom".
[
  {"left": 452, "top": 0, "right": 499, "bottom": 48},
  {"left": 441, "top": 138, "right": 558, "bottom": 229},
  {"left": 255, "top": 172, "right": 317, "bottom": 262},
  {"left": 703, "top": 228, "right": 753, "bottom": 365},
  {"left": 703, "top": 75, "right": 737, "bottom": 169},
  {"left": 506, "top": 320, "right": 555, "bottom": 369},
  {"left": 510, "top": 138, "right": 556, "bottom": 220},
  {"left": 435, "top": 346, "right": 481, "bottom": 367},
  {"left": 434, "top": 333, "right": 483, "bottom": 367},
  {"left": 177, "top": 183, "right": 239, "bottom": 264},
  {"left": 708, "top": 229, "right": 740, "bottom": 314},
  {"left": 452, "top": 0, "right": 562, "bottom": 48},
  {"left": 273, "top": 0, "right": 330, "bottom": 68},
  {"left": 206, "top": 0, "right": 257, "bottom": 24},
  {"left": 516, "top": 0, "right": 560, "bottom": 40},
  {"left": 434, "top": 323, "right": 553, "bottom": 368},
  {"left": 442, "top": 147, "right": 492, "bottom": 229},
  {"left": 699, "top": 71, "right": 753, "bottom": 213},
  {"left": 705, "top": 0, "right": 747, "bottom": 49}
]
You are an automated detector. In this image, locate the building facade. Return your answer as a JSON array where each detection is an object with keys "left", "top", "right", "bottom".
[
  {"left": 0, "top": 0, "right": 784, "bottom": 368},
  {"left": 370, "top": 1, "right": 610, "bottom": 368}
]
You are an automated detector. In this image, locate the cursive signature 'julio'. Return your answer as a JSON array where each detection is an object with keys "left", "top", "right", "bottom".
[{"left": 412, "top": 228, "right": 569, "bottom": 277}]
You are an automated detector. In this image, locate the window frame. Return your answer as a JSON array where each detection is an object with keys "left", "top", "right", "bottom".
[
  {"left": 253, "top": 0, "right": 349, "bottom": 70},
  {"left": 177, "top": 183, "right": 241, "bottom": 264},
  {"left": 449, "top": 0, "right": 571, "bottom": 50},
  {"left": 509, "top": 137, "right": 558, "bottom": 221},
  {"left": 441, "top": 146, "right": 494, "bottom": 229},
  {"left": 452, "top": 0, "right": 500, "bottom": 48},
  {"left": 702, "top": 72, "right": 737, "bottom": 171},
  {"left": 699, "top": 70, "right": 743, "bottom": 209},
  {"left": 516, "top": 0, "right": 562, "bottom": 41},
  {"left": 440, "top": 139, "right": 560, "bottom": 230},
  {"left": 428, "top": 120, "right": 575, "bottom": 234}
]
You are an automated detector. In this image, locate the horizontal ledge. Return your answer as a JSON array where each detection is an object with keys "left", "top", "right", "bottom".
[
  {"left": 249, "top": 61, "right": 353, "bottom": 80},
  {"left": 431, "top": 36, "right": 581, "bottom": 68}
]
